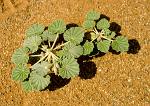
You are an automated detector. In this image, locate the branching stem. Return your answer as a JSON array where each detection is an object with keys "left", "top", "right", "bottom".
[
  {"left": 50, "top": 34, "right": 59, "bottom": 50},
  {"left": 30, "top": 54, "right": 42, "bottom": 57},
  {"left": 31, "top": 53, "right": 49, "bottom": 68},
  {"left": 92, "top": 28, "right": 113, "bottom": 42},
  {"left": 53, "top": 41, "right": 70, "bottom": 50},
  {"left": 100, "top": 35, "right": 113, "bottom": 42}
]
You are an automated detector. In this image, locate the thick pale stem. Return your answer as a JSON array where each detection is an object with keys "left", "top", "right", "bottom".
[
  {"left": 30, "top": 54, "right": 42, "bottom": 57},
  {"left": 100, "top": 35, "right": 113, "bottom": 42},
  {"left": 48, "top": 41, "right": 51, "bottom": 48},
  {"left": 53, "top": 41, "right": 70, "bottom": 50},
  {"left": 50, "top": 34, "right": 59, "bottom": 50},
  {"left": 31, "top": 53, "right": 49, "bottom": 68},
  {"left": 92, "top": 28, "right": 113, "bottom": 42},
  {"left": 50, "top": 52, "right": 58, "bottom": 60},
  {"left": 94, "top": 27, "right": 99, "bottom": 35}
]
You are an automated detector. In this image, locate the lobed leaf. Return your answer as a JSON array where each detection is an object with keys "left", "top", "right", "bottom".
[
  {"left": 56, "top": 50, "right": 64, "bottom": 58},
  {"left": 103, "top": 28, "right": 111, "bottom": 36},
  {"left": 23, "top": 36, "right": 42, "bottom": 53},
  {"left": 64, "top": 27, "right": 84, "bottom": 45},
  {"left": 83, "top": 41, "right": 94, "bottom": 55},
  {"left": 82, "top": 20, "right": 95, "bottom": 30},
  {"left": 48, "top": 19, "right": 66, "bottom": 34},
  {"left": 62, "top": 43, "right": 83, "bottom": 58},
  {"left": 97, "top": 40, "right": 111, "bottom": 53},
  {"left": 86, "top": 10, "right": 100, "bottom": 21},
  {"left": 111, "top": 36, "right": 129, "bottom": 52},
  {"left": 25, "top": 23, "right": 45, "bottom": 38},
  {"left": 41, "top": 30, "right": 57, "bottom": 41},
  {"left": 31, "top": 61, "right": 51, "bottom": 76},
  {"left": 11, "top": 47, "right": 29, "bottom": 65},
  {"left": 29, "top": 71, "right": 50, "bottom": 91},
  {"left": 97, "top": 18, "right": 110, "bottom": 30},
  {"left": 108, "top": 31, "right": 116, "bottom": 39},
  {"left": 59, "top": 57, "right": 79, "bottom": 79},
  {"left": 22, "top": 81, "right": 33, "bottom": 91},
  {"left": 12, "top": 65, "right": 30, "bottom": 81}
]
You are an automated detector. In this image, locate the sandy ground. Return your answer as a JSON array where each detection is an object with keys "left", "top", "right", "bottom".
[{"left": 0, "top": 0, "right": 150, "bottom": 105}]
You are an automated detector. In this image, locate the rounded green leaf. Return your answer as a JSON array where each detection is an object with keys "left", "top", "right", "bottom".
[
  {"left": 108, "top": 31, "right": 116, "bottom": 39},
  {"left": 83, "top": 41, "right": 94, "bottom": 55},
  {"left": 97, "top": 40, "right": 111, "bottom": 53},
  {"left": 48, "top": 19, "right": 66, "bottom": 34},
  {"left": 11, "top": 47, "right": 29, "bottom": 65},
  {"left": 23, "top": 36, "right": 42, "bottom": 53},
  {"left": 97, "top": 18, "right": 110, "bottom": 30},
  {"left": 103, "top": 28, "right": 111, "bottom": 36},
  {"left": 86, "top": 10, "right": 100, "bottom": 21},
  {"left": 25, "top": 23, "right": 45, "bottom": 38},
  {"left": 59, "top": 57, "right": 79, "bottom": 79},
  {"left": 64, "top": 27, "right": 84, "bottom": 45},
  {"left": 22, "top": 81, "right": 33, "bottom": 91},
  {"left": 41, "top": 30, "right": 57, "bottom": 41},
  {"left": 82, "top": 20, "right": 95, "bottom": 30},
  {"left": 63, "top": 43, "right": 83, "bottom": 58},
  {"left": 56, "top": 50, "right": 64, "bottom": 58},
  {"left": 111, "top": 36, "right": 129, "bottom": 52},
  {"left": 12, "top": 65, "right": 30, "bottom": 81},
  {"left": 29, "top": 71, "right": 50, "bottom": 90},
  {"left": 31, "top": 61, "right": 51, "bottom": 76}
]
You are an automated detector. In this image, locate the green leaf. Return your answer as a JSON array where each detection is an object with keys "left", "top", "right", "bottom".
[
  {"left": 23, "top": 36, "right": 42, "bottom": 53},
  {"left": 82, "top": 20, "right": 95, "bottom": 30},
  {"left": 111, "top": 36, "right": 129, "bottom": 52},
  {"left": 31, "top": 61, "right": 51, "bottom": 76},
  {"left": 103, "top": 28, "right": 111, "bottom": 36},
  {"left": 59, "top": 57, "right": 79, "bottom": 79},
  {"left": 22, "top": 81, "right": 33, "bottom": 91},
  {"left": 86, "top": 10, "right": 100, "bottom": 21},
  {"left": 56, "top": 50, "right": 64, "bottom": 58},
  {"left": 29, "top": 71, "right": 50, "bottom": 90},
  {"left": 48, "top": 19, "right": 66, "bottom": 34},
  {"left": 97, "top": 40, "right": 111, "bottom": 53},
  {"left": 108, "top": 31, "right": 116, "bottom": 39},
  {"left": 41, "top": 30, "right": 57, "bottom": 41},
  {"left": 25, "top": 23, "right": 45, "bottom": 38},
  {"left": 83, "top": 41, "right": 94, "bottom": 55},
  {"left": 62, "top": 43, "right": 83, "bottom": 58},
  {"left": 12, "top": 65, "right": 30, "bottom": 81},
  {"left": 64, "top": 27, "right": 84, "bottom": 45},
  {"left": 97, "top": 18, "right": 110, "bottom": 30},
  {"left": 11, "top": 47, "right": 29, "bottom": 65}
]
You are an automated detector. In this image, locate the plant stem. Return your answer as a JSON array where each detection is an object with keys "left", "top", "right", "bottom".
[
  {"left": 94, "top": 27, "right": 99, "bottom": 35},
  {"left": 50, "top": 52, "right": 58, "bottom": 60},
  {"left": 53, "top": 41, "right": 70, "bottom": 50},
  {"left": 50, "top": 34, "right": 59, "bottom": 50},
  {"left": 48, "top": 41, "right": 51, "bottom": 48},
  {"left": 92, "top": 28, "right": 113, "bottom": 42},
  {"left": 29, "top": 54, "right": 42, "bottom": 57},
  {"left": 100, "top": 35, "right": 113, "bottom": 42},
  {"left": 31, "top": 53, "right": 49, "bottom": 68}
]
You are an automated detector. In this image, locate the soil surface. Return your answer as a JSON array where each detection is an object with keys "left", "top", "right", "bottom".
[{"left": 0, "top": 0, "right": 150, "bottom": 106}]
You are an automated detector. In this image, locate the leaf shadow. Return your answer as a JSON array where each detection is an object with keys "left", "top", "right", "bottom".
[
  {"left": 66, "top": 23, "right": 79, "bottom": 29},
  {"left": 109, "top": 22, "right": 122, "bottom": 55},
  {"left": 79, "top": 61, "right": 97, "bottom": 79},
  {"left": 109, "top": 22, "right": 121, "bottom": 33},
  {"left": 99, "top": 14, "right": 110, "bottom": 21},
  {"left": 127, "top": 39, "right": 141, "bottom": 54},
  {"left": 45, "top": 73, "right": 71, "bottom": 91}
]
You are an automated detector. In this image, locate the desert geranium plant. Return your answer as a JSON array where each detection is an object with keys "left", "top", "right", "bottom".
[{"left": 11, "top": 10, "right": 129, "bottom": 91}]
